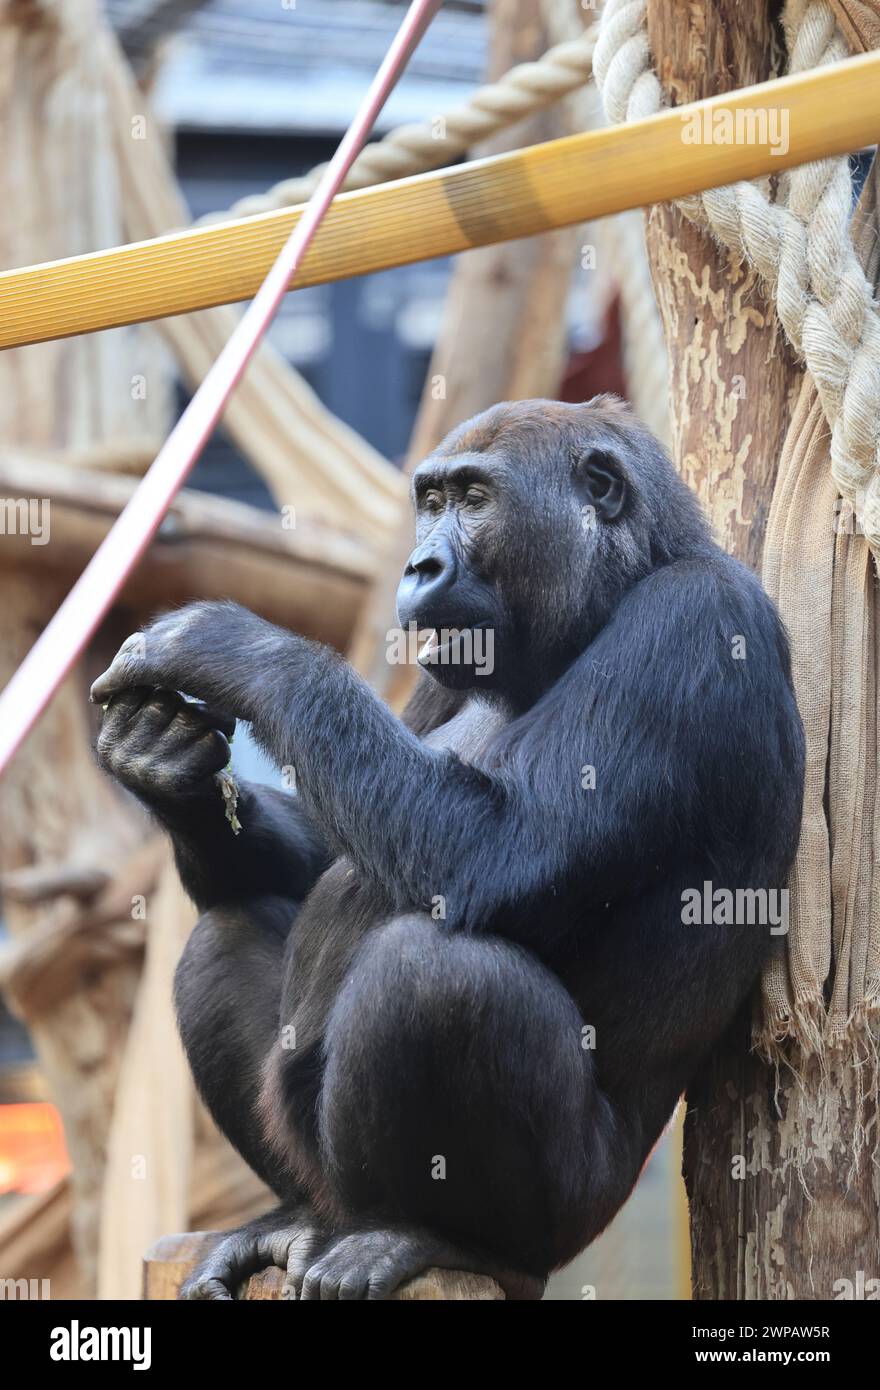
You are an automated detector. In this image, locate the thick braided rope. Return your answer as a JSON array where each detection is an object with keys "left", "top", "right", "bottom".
[
  {"left": 198, "top": 28, "right": 597, "bottom": 224},
  {"left": 594, "top": 0, "right": 880, "bottom": 553}
]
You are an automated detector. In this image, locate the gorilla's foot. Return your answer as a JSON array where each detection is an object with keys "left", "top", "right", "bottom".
[
  {"left": 297, "top": 1226, "right": 545, "bottom": 1301},
  {"left": 179, "top": 1208, "right": 326, "bottom": 1300}
]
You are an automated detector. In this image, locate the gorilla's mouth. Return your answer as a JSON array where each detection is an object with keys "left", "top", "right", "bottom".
[{"left": 417, "top": 621, "right": 492, "bottom": 668}]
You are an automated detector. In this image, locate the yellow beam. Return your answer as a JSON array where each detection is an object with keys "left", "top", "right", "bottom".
[{"left": 1, "top": 50, "right": 879, "bottom": 351}]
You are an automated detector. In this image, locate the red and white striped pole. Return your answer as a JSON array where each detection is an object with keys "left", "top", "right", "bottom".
[{"left": 0, "top": 0, "right": 443, "bottom": 777}]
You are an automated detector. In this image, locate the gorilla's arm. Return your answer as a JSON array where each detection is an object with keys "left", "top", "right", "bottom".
[
  {"left": 92, "top": 569, "right": 801, "bottom": 937},
  {"left": 91, "top": 606, "right": 519, "bottom": 925},
  {"left": 160, "top": 783, "right": 329, "bottom": 913}
]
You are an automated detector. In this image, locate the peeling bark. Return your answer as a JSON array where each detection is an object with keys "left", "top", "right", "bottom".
[{"left": 644, "top": 1, "right": 800, "bottom": 573}]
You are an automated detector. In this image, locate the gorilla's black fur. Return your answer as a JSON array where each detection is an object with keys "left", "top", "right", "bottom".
[{"left": 94, "top": 398, "right": 804, "bottom": 1299}]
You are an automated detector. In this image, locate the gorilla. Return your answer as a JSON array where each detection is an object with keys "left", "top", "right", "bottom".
[{"left": 92, "top": 398, "right": 804, "bottom": 1300}]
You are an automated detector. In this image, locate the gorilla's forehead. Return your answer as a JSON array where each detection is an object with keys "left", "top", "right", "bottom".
[
  {"left": 435, "top": 397, "right": 637, "bottom": 466},
  {"left": 443, "top": 401, "right": 572, "bottom": 457}
]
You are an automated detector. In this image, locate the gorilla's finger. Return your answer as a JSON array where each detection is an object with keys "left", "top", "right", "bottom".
[
  {"left": 96, "top": 689, "right": 158, "bottom": 755},
  {"left": 100, "top": 687, "right": 154, "bottom": 720},
  {"left": 177, "top": 700, "right": 237, "bottom": 741},
  {"left": 100, "top": 690, "right": 185, "bottom": 748},
  {"left": 90, "top": 633, "right": 148, "bottom": 704},
  {"left": 298, "top": 1268, "right": 323, "bottom": 1301},
  {"left": 149, "top": 710, "right": 222, "bottom": 754},
  {"left": 179, "top": 1276, "right": 234, "bottom": 1302},
  {"left": 138, "top": 690, "right": 192, "bottom": 735},
  {"left": 179, "top": 728, "right": 232, "bottom": 776}
]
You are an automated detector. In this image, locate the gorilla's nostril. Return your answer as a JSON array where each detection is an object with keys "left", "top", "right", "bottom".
[
  {"left": 406, "top": 549, "right": 445, "bottom": 581},
  {"left": 414, "top": 556, "right": 443, "bottom": 579},
  {"left": 402, "top": 535, "right": 457, "bottom": 591}
]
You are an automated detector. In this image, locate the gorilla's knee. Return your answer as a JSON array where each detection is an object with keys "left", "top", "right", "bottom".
[{"left": 318, "top": 915, "right": 592, "bottom": 1270}]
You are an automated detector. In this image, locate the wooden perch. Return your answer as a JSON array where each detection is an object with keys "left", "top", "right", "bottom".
[
  {"left": 0, "top": 455, "right": 377, "bottom": 647},
  {"left": 3, "top": 49, "right": 880, "bottom": 349},
  {"left": 144, "top": 1234, "right": 505, "bottom": 1301},
  {"left": 0, "top": 837, "right": 165, "bottom": 1016},
  {"left": 32, "top": 439, "right": 164, "bottom": 475},
  {"left": 0, "top": 861, "right": 109, "bottom": 904}
]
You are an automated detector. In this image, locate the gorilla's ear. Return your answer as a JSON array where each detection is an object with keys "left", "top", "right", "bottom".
[{"left": 573, "top": 448, "right": 628, "bottom": 522}]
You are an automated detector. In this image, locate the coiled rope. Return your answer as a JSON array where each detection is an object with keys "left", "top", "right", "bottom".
[{"left": 594, "top": 0, "right": 880, "bottom": 558}]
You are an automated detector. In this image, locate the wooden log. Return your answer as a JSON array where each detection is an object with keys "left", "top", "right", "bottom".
[
  {"left": 143, "top": 1233, "right": 505, "bottom": 1301},
  {"left": 0, "top": 839, "right": 166, "bottom": 1033},
  {"left": 0, "top": 861, "right": 109, "bottom": 905},
  {"left": 0, "top": 455, "right": 376, "bottom": 647},
  {"left": 3, "top": 49, "right": 880, "bottom": 349}
]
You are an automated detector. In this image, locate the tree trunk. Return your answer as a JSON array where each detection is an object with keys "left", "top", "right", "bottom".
[
  {"left": 640, "top": 0, "right": 834, "bottom": 1299},
  {"left": 643, "top": 1, "right": 800, "bottom": 573}
]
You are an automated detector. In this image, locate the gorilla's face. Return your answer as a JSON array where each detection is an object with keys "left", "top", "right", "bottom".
[
  {"left": 396, "top": 400, "right": 641, "bottom": 702},
  {"left": 396, "top": 450, "right": 510, "bottom": 692}
]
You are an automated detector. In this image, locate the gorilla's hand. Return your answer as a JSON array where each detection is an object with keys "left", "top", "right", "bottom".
[
  {"left": 90, "top": 601, "right": 277, "bottom": 713},
  {"left": 96, "top": 687, "right": 236, "bottom": 807}
]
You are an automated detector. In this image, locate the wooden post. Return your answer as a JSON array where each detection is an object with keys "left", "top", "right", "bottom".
[
  {"left": 643, "top": 0, "right": 799, "bottom": 1302},
  {"left": 643, "top": 1, "right": 800, "bottom": 572},
  {"left": 143, "top": 1234, "right": 504, "bottom": 1301},
  {"left": 641, "top": 0, "right": 880, "bottom": 1299}
]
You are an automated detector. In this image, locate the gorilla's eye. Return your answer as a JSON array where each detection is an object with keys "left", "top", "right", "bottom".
[
  {"left": 464, "top": 488, "right": 489, "bottom": 509},
  {"left": 422, "top": 490, "right": 444, "bottom": 514}
]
